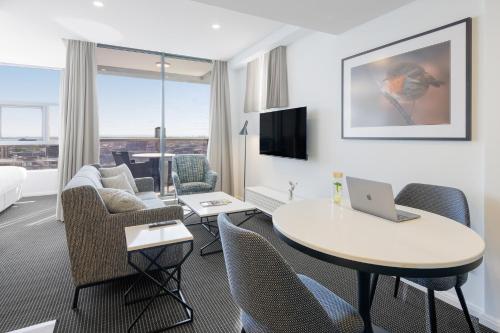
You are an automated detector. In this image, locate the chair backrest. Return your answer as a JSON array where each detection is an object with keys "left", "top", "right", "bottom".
[
  {"left": 112, "top": 151, "right": 131, "bottom": 166},
  {"left": 395, "top": 183, "right": 470, "bottom": 226},
  {"left": 172, "top": 154, "right": 207, "bottom": 184},
  {"left": 218, "top": 213, "right": 336, "bottom": 332}
]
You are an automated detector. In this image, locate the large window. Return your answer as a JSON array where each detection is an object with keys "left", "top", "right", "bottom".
[
  {"left": 96, "top": 46, "right": 211, "bottom": 194},
  {"left": 0, "top": 65, "right": 60, "bottom": 169}
]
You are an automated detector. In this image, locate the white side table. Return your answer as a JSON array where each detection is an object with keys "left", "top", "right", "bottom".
[{"left": 124, "top": 220, "right": 193, "bottom": 332}]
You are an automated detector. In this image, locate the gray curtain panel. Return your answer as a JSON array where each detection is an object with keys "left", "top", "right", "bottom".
[
  {"left": 207, "top": 61, "right": 234, "bottom": 194},
  {"left": 244, "top": 58, "right": 260, "bottom": 113},
  {"left": 266, "top": 45, "right": 289, "bottom": 109},
  {"left": 56, "top": 40, "right": 100, "bottom": 220}
]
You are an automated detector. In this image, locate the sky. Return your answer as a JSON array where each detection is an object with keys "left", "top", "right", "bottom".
[{"left": 0, "top": 64, "right": 210, "bottom": 138}]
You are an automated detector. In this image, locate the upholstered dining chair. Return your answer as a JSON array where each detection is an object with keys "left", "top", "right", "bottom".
[
  {"left": 370, "top": 183, "right": 476, "bottom": 333},
  {"left": 172, "top": 154, "right": 217, "bottom": 195},
  {"left": 217, "top": 213, "right": 364, "bottom": 333}
]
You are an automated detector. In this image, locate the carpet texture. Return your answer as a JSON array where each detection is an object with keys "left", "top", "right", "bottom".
[{"left": 0, "top": 196, "right": 493, "bottom": 333}]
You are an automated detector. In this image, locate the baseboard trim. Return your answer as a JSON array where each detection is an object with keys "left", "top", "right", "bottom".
[
  {"left": 401, "top": 278, "right": 500, "bottom": 332},
  {"left": 480, "top": 313, "right": 500, "bottom": 332}
]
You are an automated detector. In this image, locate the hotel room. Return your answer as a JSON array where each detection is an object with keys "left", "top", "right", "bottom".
[{"left": 0, "top": 0, "right": 499, "bottom": 332}]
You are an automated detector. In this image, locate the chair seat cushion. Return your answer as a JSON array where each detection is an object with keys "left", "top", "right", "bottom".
[
  {"left": 241, "top": 275, "right": 364, "bottom": 333},
  {"left": 407, "top": 274, "right": 467, "bottom": 291},
  {"left": 179, "top": 182, "right": 213, "bottom": 194},
  {"left": 136, "top": 191, "right": 158, "bottom": 201}
]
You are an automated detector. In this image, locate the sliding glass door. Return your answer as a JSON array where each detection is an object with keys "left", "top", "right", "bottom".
[{"left": 96, "top": 46, "right": 211, "bottom": 196}]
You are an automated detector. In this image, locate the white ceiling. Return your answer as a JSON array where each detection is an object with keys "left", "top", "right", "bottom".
[
  {"left": 191, "top": 0, "right": 415, "bottom": 34},
  {"left": 0, "top": 0, "right": 284, "bottom": 68}
]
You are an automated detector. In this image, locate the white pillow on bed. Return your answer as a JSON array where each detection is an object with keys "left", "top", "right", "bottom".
[
  {"left": 99, "top": 164, "right": 139, "bottom": 193},
  {"left": 97, "top": 188, "right": 146, "bottom": 213}
]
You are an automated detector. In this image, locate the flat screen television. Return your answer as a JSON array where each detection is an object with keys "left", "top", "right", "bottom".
[{"left": 260, "top": 107, "right": 307, "bottom": 160}]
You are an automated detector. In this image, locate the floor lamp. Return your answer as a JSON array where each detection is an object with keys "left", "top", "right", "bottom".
[{"left": 239, "top": 120, "right": 248, "bottom": 201}]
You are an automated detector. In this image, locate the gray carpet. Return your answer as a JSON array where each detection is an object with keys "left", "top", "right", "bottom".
[{"left": 0, "top": 195, "right": 493, "bottom": 333}]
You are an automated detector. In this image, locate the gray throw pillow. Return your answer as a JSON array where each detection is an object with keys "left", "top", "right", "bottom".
[
  {"left": 98, "top": 188, "right": 147, "bottom": 213},
  {"left": 100, "top": 164, "right": 139, "bottom": 193},
  {"left": 102, "top": 173, "right": 135, "bottom": 194}
]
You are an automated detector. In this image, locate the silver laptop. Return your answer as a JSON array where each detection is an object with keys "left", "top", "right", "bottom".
[{"left": 346, "top": 176, "right": 420, "bottom": 222}]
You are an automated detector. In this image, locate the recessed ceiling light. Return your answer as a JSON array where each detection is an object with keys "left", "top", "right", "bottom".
[
  {"left": 92, "top": 1, "right": 104, "bottom": 8},
  {"left": 211, "top": 23, "right": 221, "bottom": 30},
  {"left": 156, "top": 61, "right": 171, "bottom": 68}
]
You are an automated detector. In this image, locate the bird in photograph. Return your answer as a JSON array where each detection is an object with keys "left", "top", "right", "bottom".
[{"left": 381, "top": 62, "right": 444, "bottom": 124}]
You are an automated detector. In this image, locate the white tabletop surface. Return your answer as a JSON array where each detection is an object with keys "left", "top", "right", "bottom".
[
  {"left": 125, "top": 220, "right": 193, "bottom": 252},
  {"left": 132, "top": 153, "right": 175, "bottom": 158},
  {"left": 273, "top": 199, "right": 485, "bottom": 270},
  {"left": 179, "top": 192, "right": 257, "bottom": 218}
]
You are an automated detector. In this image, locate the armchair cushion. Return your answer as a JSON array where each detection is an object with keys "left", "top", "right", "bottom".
[
  {"left": 102, "top": 174, "right": 135, "bottom": 194},
  {"left": 97, "top": 188, "right": 147, "bottom": 213},
  {"left": 179, "top": 182, "right": 213, "bottom": 195},
  {"left": 100, "top": 164, "right": 139, "bottom": 193}
]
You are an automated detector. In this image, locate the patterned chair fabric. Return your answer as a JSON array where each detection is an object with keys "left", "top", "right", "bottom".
[
  {"left": 218, "top": 213, "right": 364, "bottom": 333},
  {"left": 395, "top": 183, "right": 470, "bottom": 290},
  {"left": 172, "top": 154, "right": 217, "bottom": 195}
]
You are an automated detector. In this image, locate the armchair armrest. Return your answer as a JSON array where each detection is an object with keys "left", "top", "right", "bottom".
[
  {"left": 205, "top": 170, "right": 218, "bottom": 190},
  {"left": 107, "top": 204, "right": 184, "bottom": 226},
  {"left": 172, "top": 171, "right": 181, "bottom": 190},
  {"left": 135, "top": 177, "right": 154, "bottom": 192}
]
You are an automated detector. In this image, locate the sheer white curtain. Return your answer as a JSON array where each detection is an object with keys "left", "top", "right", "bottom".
[
  {"left": 56, "top": 40, "right": 100, "bottom": 221},
  {"left": 207, "top": 61, "right": 233, "bottom": 194}
]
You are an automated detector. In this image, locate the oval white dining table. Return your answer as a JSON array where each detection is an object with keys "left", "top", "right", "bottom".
[{"left": 273, "top": 199, "right": 485, "bottom": 333}]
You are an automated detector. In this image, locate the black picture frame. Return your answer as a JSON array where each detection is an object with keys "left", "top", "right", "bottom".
[{"left": 341, "top": 18, "right": 471, "bottom": 141}]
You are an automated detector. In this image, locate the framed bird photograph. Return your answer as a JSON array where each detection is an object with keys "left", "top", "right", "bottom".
[{"left": 342, "top": 18, "right": 471, "bottom": 140}]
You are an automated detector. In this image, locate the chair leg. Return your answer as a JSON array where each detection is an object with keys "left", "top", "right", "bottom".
[
  {"left": 394, "top": 276, "right": 401, "bottom": 298},
  {"left": 455, "top": 286, "right": 476, "bottom": 333},
  {"left": 369, "top": 273, "right": 379, "bottom": 307},
  {"left": 72, "top": 287, "right": 81, "bottom": 310},
  {"left": 426, "top": 289, "right": 437, "bottom": 333}
]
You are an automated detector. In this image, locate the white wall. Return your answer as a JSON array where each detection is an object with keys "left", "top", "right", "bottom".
[
  {"left": 23, "top": 169, "right": 58, "bottom": 197},
  {"left": 229, "top": 0, "right": 500, "bottom": 330}
]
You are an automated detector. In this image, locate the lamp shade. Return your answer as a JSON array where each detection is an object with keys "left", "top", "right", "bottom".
[{"left": 239, "top": 120, "right": 248, "bottom": 136}]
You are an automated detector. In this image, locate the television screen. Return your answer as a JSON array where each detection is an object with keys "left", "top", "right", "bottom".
[{"left": 259, "top": 107, "right": 307, "bottom": 160}]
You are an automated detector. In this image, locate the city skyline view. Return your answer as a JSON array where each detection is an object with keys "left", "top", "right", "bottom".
[{"left": 0, "top": 64, "right": 210, "bottom": 139}]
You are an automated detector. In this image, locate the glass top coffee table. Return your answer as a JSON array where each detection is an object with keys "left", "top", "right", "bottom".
[{"left": 178, "top": 192, "right": 260, "bottom": 256}]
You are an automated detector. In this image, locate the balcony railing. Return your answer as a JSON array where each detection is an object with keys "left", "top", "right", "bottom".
[{"left": 0, "top": 137, "right": 208, "bottom": 170}]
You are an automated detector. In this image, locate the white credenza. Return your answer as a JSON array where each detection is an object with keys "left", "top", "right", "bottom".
[{"left": 245, "top": 186, "right": 303, "bottom": 216}]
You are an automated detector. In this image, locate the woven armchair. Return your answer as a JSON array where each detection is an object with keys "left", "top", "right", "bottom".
[{"left": 171, "top": 154, "right": 217, "bottom": 195}]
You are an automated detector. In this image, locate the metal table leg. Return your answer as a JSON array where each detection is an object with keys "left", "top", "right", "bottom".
[
  {"left": 126, "top": 241, "right": 193, "bottom": 333},
  {"left": 200, "top": 210, "right": 260, "bottom": 256},
  {"left": 357, "top": 271, "right": 389, "bottom": 333}
]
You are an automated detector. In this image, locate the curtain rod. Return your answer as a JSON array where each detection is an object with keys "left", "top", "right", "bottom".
[{"left": 96, "top": 43, "right": 213, "bottom": 63}]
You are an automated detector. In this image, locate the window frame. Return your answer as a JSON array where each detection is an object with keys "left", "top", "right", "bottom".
[{"left": 0, "top": 102, "right": 58, "bottom": 145}]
